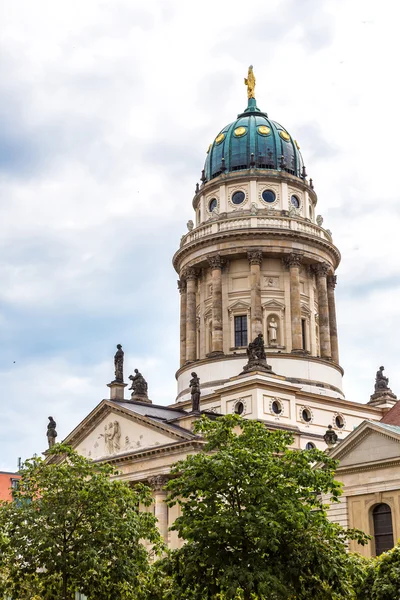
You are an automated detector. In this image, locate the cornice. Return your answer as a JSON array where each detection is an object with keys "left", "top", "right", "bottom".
[
  {"left": 337, "top": 457, "right": 400, "bottom": 476},
  {"left": 97, "top": 439, "right": 206, "bottom": 467},
  {"left": 173, "top": 227, "right": 340, "bottom": 273}
]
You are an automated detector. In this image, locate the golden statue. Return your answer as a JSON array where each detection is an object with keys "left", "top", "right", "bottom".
[{"left": 244, "top": 65, "right": 256, "bottom": 99}]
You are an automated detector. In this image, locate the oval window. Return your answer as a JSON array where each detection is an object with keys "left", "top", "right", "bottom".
[
  {"left": 258, "top": 125, "right": 271, "bottom": 136},
  {"left": 305, "top": 442, "right": 316, "bottom": 450},
  {"left": 271, "top": 401, "right": 282, "bottom": 415},
  {"left": 234, "top": 126, "right": 247, "bottom": 137},
  {"left": 235, "top": 402, "right": 244, "bottom": 415},
  {"left": 262, "top": 189, "right": 276, "bottom": 204},
  {"left": 232, "top": 191, "right": 245, "bottom": 205},
  {"left": 302, "top": 408, "right": 312, "bottom": 423},
  {"left": 291, "top": 195, "right": 300, "bottom": 208},
  {"left": 335, "top": 415, "right": 344, "bottom": 429},
  {"left": 209, "top": 198, "right": 218, "bottom": 212}
]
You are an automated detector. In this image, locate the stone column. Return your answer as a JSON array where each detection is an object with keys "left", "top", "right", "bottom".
[
  {"left": 313, "top": 263, "right": 331, "bottom": 359},
  {"left": 208, "top": 255, "right": 224, "bottom": 355},
  {"left": 148, "top": 475, "right": 169, "bottom": 544},
  {"left": 248, "top": 249, "right": 263, "bottom": 340},
  {"left": 185, "top": 268, "right": 197, "bottom": 362},
  {"left": 327, "top": 275, "right": 339, "bottom": 364},
  {"left": 284, "top": 253, "right": 303, "bottom": 352},
  {"left": 178, "top": 279, "right": 187, "bottom": 367}
]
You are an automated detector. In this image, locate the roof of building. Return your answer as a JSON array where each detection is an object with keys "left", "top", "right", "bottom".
[
  {"left": 381, "top": 401, "right": 400, "bottom": 426},
  {"left": 203, "top": 97, "right": 305, "bottom": 182},
  {"left": 111, "top": 399, "right": 196, "bottom": 437}
]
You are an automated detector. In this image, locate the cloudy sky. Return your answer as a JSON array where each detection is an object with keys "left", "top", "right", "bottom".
[{"left": 0, "top": 0, "right": 399, "bottom": 470}]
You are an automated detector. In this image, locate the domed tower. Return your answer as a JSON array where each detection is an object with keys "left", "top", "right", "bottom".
[{"left": 172, "top": 68, "right": 369, "bottom": 446}]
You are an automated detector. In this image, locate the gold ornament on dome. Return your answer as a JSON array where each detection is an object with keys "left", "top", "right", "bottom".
[
  {"left": 206, "top": 144, "right": 212, "bottom": 153},
  {"left": 234, "top": 126, "right": 247, "bottom": 137},
  {"left": 244, "top": 65, "right": 256, "bottom": 99},
  {"left": 258, "top": 125, "right": 271, "bottom": 136},
  {"left": 295, "top": 139, "right": 300, "bottom": 149},
  {"left": 279, "top": 130, "right": 290, "bottom": 141},
  {"left": 215, "top": 133, "right": 225, "bottom": 144}
]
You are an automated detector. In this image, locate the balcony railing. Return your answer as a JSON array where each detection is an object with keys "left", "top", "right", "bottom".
[{"left": 180, "top": 214, "right": 332, "bottom": 247}]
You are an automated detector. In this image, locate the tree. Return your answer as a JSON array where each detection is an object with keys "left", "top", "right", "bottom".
[
  {"left": 0, "top": 444, "right": 163, "bottom": 600},
  {"left": 356, "top": 544, "right": 400, "bottom": 600},
  {"left": 165, "top": 415, "right": 369, "bottom": 600}
]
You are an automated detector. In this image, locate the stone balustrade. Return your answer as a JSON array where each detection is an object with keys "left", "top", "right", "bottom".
[{"left": 180, "top": 215, "right": 332, "bottom": 247}]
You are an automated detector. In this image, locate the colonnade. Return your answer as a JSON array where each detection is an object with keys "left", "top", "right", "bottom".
[{"left": 178, "top": 251, "right": 339, "bottom": 367}]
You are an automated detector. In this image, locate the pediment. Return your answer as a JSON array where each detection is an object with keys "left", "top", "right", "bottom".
[
  {"left": 65, "top": 401, "right": 192, "bottom": 460},
  {"left": 330, "top": 421, "right": 400, "bottom": 468},
  {"left": 262, "top": 299, "right": 285, "bottom": 311},
  {"left": 228, "top": 300, "right": 250, "bottom": 314}
]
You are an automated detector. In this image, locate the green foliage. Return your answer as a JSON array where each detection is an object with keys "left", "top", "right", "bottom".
[
  {"left": 164, "top": 415, "right": 369, "bottom": 600},
  {"left": 356, "top": 544, "right": 400, "bottom": 599},
  {"left": 0, "top": 443, "right": 163, "bottom": 600}
]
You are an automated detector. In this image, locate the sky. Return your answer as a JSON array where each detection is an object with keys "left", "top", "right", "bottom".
[{"left": 1, "top": 0, "right": 399, "bottom": 470}]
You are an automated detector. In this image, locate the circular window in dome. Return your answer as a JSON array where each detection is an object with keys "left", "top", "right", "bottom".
[
  {"left": 215, "top": 133, "right": 225, "bottom": 145},
  {"left": 262, "top": 189, "right": 276, "bottom": 204},
  {"left": 271, "top": 400, "right": 282, "bottom": 415},
  {"left": 290, "top": 195, "right": 300, "bottom": 208},
  {"left": 305, "top": 442, "right": 316, "bottom": 450},
  {"left": 208, "top": 198, "right": 218, "bottom": 212},
  {"left": 257, "top": 125, "right": 271, "bottom": 136},
  {"left": 279, "top": 130, "right": 291, "bottom": 142},
  {"left": 232, "top": 191, "right": 246, "bottom": 205},
  {"left": 234, "top": 126, "right": 247, "bottom": 137}
]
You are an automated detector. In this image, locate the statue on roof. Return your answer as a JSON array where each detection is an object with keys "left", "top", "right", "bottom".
[
  {"left": 244, "top": 65, "right": 256, "bottom": 99},
  {"left": 241, "top": 333, "right": 272, "bottom": 374},
  {"left": 324, "top": 425, "right": 338, "bottom": 448},
  {"left": 375, "top": 366, "right": 390, "bottom": 392},
  {"left": 129, "top": 369, "right": 148, "bottom": 398},
  {"left": 190, "top": 372, "right": 201, "bottom": 413},
  {"left": 47, "top": 416, "right": 57, "bottom": 448},
  {"left": 113, "top": 344, "right": 124, "bottom": 383}
]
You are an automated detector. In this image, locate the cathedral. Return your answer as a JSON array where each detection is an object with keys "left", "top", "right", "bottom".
[{"left": 50, "top": 67, "right": 400, "bottom": 557}]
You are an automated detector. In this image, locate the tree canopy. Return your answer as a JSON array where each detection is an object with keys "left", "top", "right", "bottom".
[
  {"left": 0, "top": 444, "right": 162, "bottom": 600},
  {"left": 164, "top": 415, "right": 369, "bottom": 600},
  {"left": 356, "top": 544, "right": 400, "bottom": 600}
]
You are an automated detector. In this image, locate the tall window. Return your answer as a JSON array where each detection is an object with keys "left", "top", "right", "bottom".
[
  {"left": 234, "top": 315, "right": 248, "bottom": 347},
  {"left": 373, "top": 503, "right": 394, "bottom": 556}
]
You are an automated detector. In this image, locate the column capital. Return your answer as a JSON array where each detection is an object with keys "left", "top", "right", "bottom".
[
  {"left": 207, "top": 254, "right": 223, "bottom": 270},
  {"left": 177, "top": 279, "right": 187, "bottom": 293},
  {"left": 183, "top": 267, "right": 198, "bottom": 281},
  {"left": 247, "top": 249, "right": 263, "bottom": 266},
  {"left": 327, "top": 274, "right": 337, "bottom": 289},
  {"left": 312, "top": 262, "right": 330, "bottom": 278},
  {"left": 283, "top": 253, "right": 303, "bottom": 269},
  {"left": 148, "top": 475, "right": 169, "bottom": 492}
]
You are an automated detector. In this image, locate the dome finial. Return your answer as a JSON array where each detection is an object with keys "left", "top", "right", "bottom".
[{"left": 244, "top": 65, "right": 256, "bottom": 100}]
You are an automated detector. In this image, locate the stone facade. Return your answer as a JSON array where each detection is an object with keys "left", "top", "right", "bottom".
[{"left": 51, "top": 84, "right": 399, "bottom": 552}]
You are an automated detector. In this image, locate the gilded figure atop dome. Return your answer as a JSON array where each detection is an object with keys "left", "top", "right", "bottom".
[{"left": 244, "top": 65, "right": 256, "bottom": 99}]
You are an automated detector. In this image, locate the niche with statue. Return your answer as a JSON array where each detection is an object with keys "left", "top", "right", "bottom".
[{"left": 267, "top": 314, "right": 280, "bottom": 346}]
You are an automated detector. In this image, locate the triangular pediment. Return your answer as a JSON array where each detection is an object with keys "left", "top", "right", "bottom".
[
  {"left": 228, "top": 300, "right": 250, "bottom": 313},
  {"left": 262, "top": 299, "right": 285, "bottom": 311},
  {"left": 329, "top": 420, "right": 400, "bottom": 468},
  {"left": 63, "top": 400, "right": 193, "bottom": 461}
]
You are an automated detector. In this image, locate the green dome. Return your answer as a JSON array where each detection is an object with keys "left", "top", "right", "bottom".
[{"left": 203, "top": 98, "right": 305, "bottom": 182}]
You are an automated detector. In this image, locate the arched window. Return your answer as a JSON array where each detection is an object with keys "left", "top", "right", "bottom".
[{"left": 373, "top": 503, "right": 394, "bottom": 556}]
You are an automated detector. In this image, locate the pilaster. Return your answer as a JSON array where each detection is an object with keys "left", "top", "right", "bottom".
[{"left": 248, "top": 249, "right": 263, "bottom": 339}]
